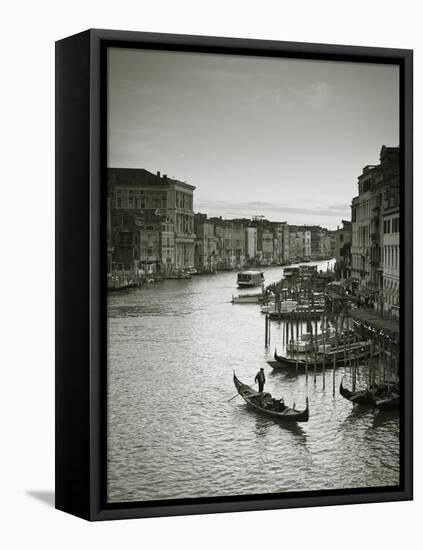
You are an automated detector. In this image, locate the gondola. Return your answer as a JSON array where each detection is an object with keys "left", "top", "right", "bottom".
[
  {"left": 271, "top": 345, "right": 370, "bottom": 371},
  {"left": 339, "top": 378, "right": 374, "bottom": 405},
  {"left": 233, "top": 373, "right": 309, "bottom": 422},
  {"left": 372, "top": 396, "right": 400, "bottom": 410},
  {"left": 370, "top": 387, "right": 400, "bottom": 410},
  {"left": 339, "top": 378, "right": 399, "bottom": 410}
]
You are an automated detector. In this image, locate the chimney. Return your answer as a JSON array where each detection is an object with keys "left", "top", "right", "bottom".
[
  {"left": 163, "top": 174, "right": 167, "bottom": 181},
  {"left": 157, "top": 171, "right": 161, "bottom": 178}
]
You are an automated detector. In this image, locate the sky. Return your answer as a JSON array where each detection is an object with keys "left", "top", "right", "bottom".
[{"left": 108, "top": 48, "right": 399, "bottom": 229}]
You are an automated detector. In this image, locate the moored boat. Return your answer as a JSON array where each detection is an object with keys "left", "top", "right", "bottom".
[
  {"left": 231, "top": 292, "right": 264, "bottom": 304},
  {"left": 270, "top": 343, "right": 370, "bottom": 371},
  {"left": 372, "top": 395, "right": 400, "bottom": 410},
  {"left": 339, "top": 378, "right": 374, "bottom": 405},
  {"left": 165, "top": 269, "right": 192, "bottom": 280},
  {"left": 233, "top": 373, "right": 309, "bottom": 422},
  {"left": 369, "top": 382, "right": 400, "bottom": 410}
]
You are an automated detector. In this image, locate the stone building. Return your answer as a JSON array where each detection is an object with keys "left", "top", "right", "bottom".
[
  {"left": 194, "top": 214, "right": 219, "bottom": 270},
  {"left": 289, "top": 229, "right": 311, "bottom": 260},
  {"left": 260, "top": 229, "right": 274, "bottom": 265},
  {"left": 245, "top": 226, "right": 258, "bottom": 264},
  {"left": 271, "top": 222, "right": 290, "bottom": 264},
  {"left": 334, "top": 220, "right": 352, "bottom": 279},
  {"left": 110, "top": 209, "right": 165, "bottom": 274},
  {"left": 108, "top": 168, "right": 196, "bottom": 270},
  {"left": 281, "top": 222, "right": 291, "bottom": 263},
  {"left": 382, "top": 195, "right": 400, "bottom": 316},
  {"left": 351, "top": 146, "right": 399, "bottom": 306}
]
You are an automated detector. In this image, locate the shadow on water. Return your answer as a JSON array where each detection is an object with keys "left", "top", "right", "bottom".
[
  {"left": 243, "top": 407, "right": 308, "bottom": 444},
  {"left": 268, "top": 368, "right": 299, "bottom": 380},
  {"left": 337, "top": 404, "right": 373, "bottom": 431},
  {"left": 371, "top": 409, "right": 399, "bottom": 430}
]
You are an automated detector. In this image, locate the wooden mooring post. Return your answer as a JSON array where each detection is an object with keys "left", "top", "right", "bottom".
[{"left": 264, "top": 314, "right": 269, "bottom": 347}]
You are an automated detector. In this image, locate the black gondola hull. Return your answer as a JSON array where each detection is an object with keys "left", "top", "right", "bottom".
[{"left": 233, "top": 373, "right": 309, "bottom": 422}]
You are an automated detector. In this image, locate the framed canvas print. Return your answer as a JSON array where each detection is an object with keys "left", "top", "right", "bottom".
[{"left": 55, "top": 29, "right": 413, "bottom": 521}]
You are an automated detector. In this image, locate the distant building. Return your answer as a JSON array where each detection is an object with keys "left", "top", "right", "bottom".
[
  {"left": 335, "top": 220, "right": 352, "bottom": 279},
  {"left": 328, "top": 230, "right": 337, "bottom": 257},
  {"left": 261, "top": 229, "right": 274, "bottom": 265},
  {"left": 212, "top": 220, "right": 246, "bottom": 268},
  {"left": 245, "top": 226, "right": 258, "bottom": 263},
  {"left": 194, "top": 214, "right": 219, "bottom": 270},
  {"left": 281, "top": 223, "right": 291, "bottom": 263},
  {"left": 108, "top": 168, "right": 196, "bottom": 270},
  {"left": 289, "top": 229, "right": 311, "bottom": 260}
]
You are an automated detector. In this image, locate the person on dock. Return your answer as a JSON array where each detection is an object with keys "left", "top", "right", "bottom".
[{"left": 255, "top": 368, "right": 266, "bottom": 393}]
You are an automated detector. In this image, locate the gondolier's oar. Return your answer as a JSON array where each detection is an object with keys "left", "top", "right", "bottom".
[{"left": 227, "top": 382, "right": 257, "bottom": 402}]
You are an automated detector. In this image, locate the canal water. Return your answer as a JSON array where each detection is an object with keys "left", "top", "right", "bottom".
[{"left": 107, "top": 261, "right": 400, "bottom": 503}]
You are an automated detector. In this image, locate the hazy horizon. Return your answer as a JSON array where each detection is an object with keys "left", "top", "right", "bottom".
[{"left": 108, "top": 48, "right": 399, "bottom": 230}]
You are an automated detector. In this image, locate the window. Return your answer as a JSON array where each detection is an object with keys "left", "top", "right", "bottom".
[{"left": 392, "top": 217, "right": 399, "bottom": 233}]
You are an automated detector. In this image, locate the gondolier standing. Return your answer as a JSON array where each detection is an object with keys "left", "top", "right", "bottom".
[{"left": 255, "top": 368, "right": 266, "bottom": 393}]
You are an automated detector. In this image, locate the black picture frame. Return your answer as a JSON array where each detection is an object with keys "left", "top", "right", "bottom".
[{"left": 55, "top": 28, "right": 413, "bottom": 521}]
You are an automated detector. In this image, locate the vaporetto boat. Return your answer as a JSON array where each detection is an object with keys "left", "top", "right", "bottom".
[{"left": 236, "top": 270, "right": 264, "bottom": 288}]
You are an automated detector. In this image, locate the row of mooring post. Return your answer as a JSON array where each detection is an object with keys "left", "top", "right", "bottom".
[{"left": 265, "top": 277, "right": 400, "bottom": 396}]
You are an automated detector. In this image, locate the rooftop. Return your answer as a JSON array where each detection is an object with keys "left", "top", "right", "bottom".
[{"left": 108, "top": 167, "right": 196, "bottom": 191}]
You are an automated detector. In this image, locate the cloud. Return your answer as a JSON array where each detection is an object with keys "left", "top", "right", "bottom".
[
  {"left": 328, "top": 203, "right": 350, "bottom": 210},
  {"left": 195, "top": 199, "right": 349, "bottom": 218}
]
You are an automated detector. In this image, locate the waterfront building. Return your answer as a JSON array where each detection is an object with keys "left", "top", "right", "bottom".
[
  {"left": 261, "top": 228, "right": 274, "bottom": 265},
  {"left": 310, "top": 226, "right": 325, "bottom": 259},
  {"left": 281, "top": 222, "right": 291, "bottom": 263},
  {"left": 108, "top": 168, "right": 196, "bottom": 270},
  {"left": 351, "top": 146, "right": 399, "bottom": 307},
  {"left": 245, "top": 226, "right": 258, "bottom": 264},
  {"left": 194, "top": 214, "right": 219, "bottom": 270},
  {"left": 334, "top": 220, "right": 352, "bottom": 279},
  {"left": 382, "top": 195, "right": 400, "bottom": 317},
  {"left": 270, "top": 222, "right": 290, "bottom": 264},
  {"left": 290, "top": 225, "right": 328, "bottom": 260},
  {"left": 212, "top": 220, "right": 246, "bottom": 268},
  {"left": 110, "top": 208, "right": 167, "bottom": 274},
  {"left": 289, "top": 229, "right": 311, "bottom": 260},
  {"left": 328, "top": 230, "right": 337, "bottom": 257}
]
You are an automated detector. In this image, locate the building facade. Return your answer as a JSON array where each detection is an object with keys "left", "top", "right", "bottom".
[
  {"left": 245, "top": 226, "right": 258, "bottom": 263},
  {"left": 382, "top": 197, "right": 400, "bottom": 317},
  {"left": 351, "top": 146, "right": 399, "bottom": 307},
  {"left": 108, "top": 168, "right": 196, "bottom": 271},
  {"left": 335, "top": 220, "right": 352, "bottom": 279},
  {"left": 194, "top": 214, "right": 219, "bottom": 270},
  {"left": 289, "top": 229, "right": 311, "bottom": 261}
]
